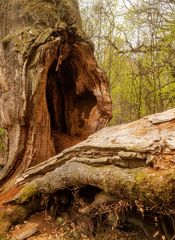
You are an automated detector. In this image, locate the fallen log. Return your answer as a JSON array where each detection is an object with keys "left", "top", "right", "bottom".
[
  {"left": 1, "top": 109, "right": 175, "bottom": 239},
  {"left": 13, "top": 108, "right": 175, "bottom": 209}
]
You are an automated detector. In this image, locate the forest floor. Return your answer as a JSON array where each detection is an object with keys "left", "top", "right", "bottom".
[{"left": 8, "top": 211, "right": 147, "bottom": 240}]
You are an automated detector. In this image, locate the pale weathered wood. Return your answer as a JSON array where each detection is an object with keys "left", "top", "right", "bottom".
[
  {"left": 11, "top": 108, "right": 174, "bottom": 213},
  {"left": 17, "top": 108, "right": 175, "bottom": 185}
]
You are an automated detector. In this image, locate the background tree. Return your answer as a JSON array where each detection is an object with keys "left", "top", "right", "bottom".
[{"left": 79, "top": 0, "right": 175, "bottom": 124}]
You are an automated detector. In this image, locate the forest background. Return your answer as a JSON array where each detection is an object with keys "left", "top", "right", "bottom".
[{"left": 79, "top": 0, "right": 175, "bottom": 124}]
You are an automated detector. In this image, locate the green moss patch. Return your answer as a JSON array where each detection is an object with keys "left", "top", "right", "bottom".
[
  {"left": 16, "top": 183, "right": 39, "bottom": 204},
  {"left": 0, "top": 128, "right": 6, "bottom": 153},
  {"left": 2, "top": 27, "right": 53, "bottom": 57},
  {"left": 133, "top": 168, "right": 175, "bottom": 209}
]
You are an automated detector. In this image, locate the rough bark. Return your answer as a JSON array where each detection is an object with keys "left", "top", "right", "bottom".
[{"left": 0, "top": 0, "right": 112, "bottom": 188}]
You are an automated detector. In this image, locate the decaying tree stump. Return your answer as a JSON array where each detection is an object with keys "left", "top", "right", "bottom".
[
  {"left": 0, "top": 0, "right": 112, "bottom": 188},
  {"left": 0, "top": 1, "right": 175, "bottom": 239}
]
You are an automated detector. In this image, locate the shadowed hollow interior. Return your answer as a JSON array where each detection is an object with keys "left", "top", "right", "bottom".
[{"left": 46, "top": 58, "right": 97, "bottom": 153}]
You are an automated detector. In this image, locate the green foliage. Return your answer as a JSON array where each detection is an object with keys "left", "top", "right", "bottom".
[{"left": 80, "top": 0, "right": 175, "bottom": 125}]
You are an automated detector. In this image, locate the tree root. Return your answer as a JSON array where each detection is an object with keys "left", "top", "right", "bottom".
[{"left": 1, "top": 185, "right": 175, "bottom": 239}]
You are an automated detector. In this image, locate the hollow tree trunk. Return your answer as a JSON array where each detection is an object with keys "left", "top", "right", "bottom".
[{"left": 0, "top": 0, "right": 112, "bottom": 189}]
